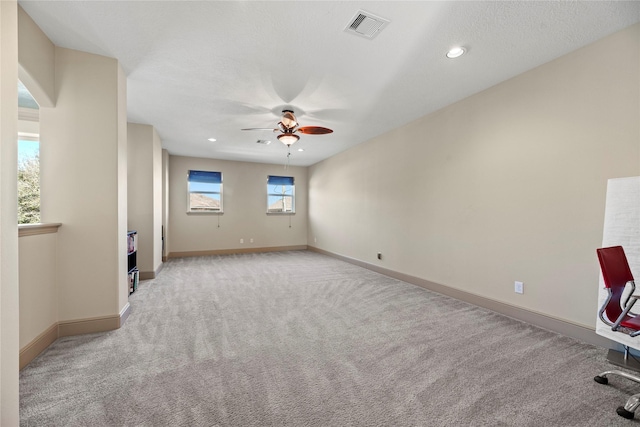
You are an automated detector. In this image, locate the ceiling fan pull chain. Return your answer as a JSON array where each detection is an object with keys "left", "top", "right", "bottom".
[{"left": 285, "top": 146, "right": 291, "bottom": 169}]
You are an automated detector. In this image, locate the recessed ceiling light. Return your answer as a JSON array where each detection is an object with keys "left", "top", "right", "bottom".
[
  {"left": 298, "top": 148, "right": 304, "bottom": 152},
  {"left": 446, "top": 46, "right": 466, "bottom": 59},
  {"left": 207, "top": 138, "right": 217, "bottom": 142}
]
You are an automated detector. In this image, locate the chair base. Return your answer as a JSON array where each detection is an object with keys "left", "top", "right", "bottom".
[
  {"left": 594, "top": 370, "right": 640, "bottom": 419},
  {"left": 619, "top": 393, "right": 640, "bottom": 420},
  {"left": 618, "top": 406, "right": 635, "bottom": 420}
]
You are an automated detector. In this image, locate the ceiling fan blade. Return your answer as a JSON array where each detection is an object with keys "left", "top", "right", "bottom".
[
  {"left": 241, "top": 128, "right": 278, "bottom": 132},
  {"left": 298, "top": 126, "right": 333, "bottom": 135}
]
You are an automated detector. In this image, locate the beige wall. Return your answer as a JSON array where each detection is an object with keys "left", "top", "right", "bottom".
[
  {"left": 16, "top": 120, "right": 57, "bottom": 353},
  {"left": 1, "top": 0, "right": 20, "bottom": 423},
  {"left": 39, "top": 47, "right": 128, "bottom": 321},
  {"left": 308, "top": 24, "right": 640, "bottom": 329},
  {"left": 16, "top": 10, "right": 128, "bottom": 370},
  {"left": 162, "top": 149, "right": 170, "bottom": 258},
  {"left": 17, "top": 5, "right": 54, "bottom": 107},
  {"left": 169, "top": 156, "right": 307, "bottom": 254},
  {"left": 127, "top": 122, "right": 162, "bottom": 275},
  {"left": 19, "top": 233, "right": 57, "bottom": 349}
]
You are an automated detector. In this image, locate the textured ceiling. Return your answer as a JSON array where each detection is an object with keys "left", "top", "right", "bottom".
[{"left": 18, "top": 1, "right": 640, "bottom": 166}]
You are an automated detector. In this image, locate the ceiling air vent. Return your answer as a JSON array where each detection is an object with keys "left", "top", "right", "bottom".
[
  {"left": 344, "top": 10, "right": 390, "bottom": 40},
  {"left": 256, "top": 139, "right": 271, "bottom": 145}
]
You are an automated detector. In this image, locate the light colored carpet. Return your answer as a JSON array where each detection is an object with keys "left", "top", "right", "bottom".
[{"left": 19, "top": 250, "right": 640, "bottom": 426}]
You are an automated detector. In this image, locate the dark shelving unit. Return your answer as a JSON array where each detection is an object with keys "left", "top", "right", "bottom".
[{"left": 127, "top": 231, "right": 139, "bottom": 294}]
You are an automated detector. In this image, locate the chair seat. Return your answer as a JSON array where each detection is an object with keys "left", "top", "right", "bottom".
[
  {"left": 620, "top": 315, "right": 640, "bottom": 331},
  {"left": 596, "top": 246, "right": 640, "bottom": 419}
]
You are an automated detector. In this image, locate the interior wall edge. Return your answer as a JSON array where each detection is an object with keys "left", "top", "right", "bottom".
[
  {"left": 2, "top": 0, "right": 21, "bottom": 422},
  {"left": 119, "top": 302, "right": 131, "bottom": 327},
  {"left": 308, "top": 246, "right": 615, "bottom": 350}
]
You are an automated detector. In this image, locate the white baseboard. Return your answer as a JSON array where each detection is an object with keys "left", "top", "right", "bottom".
[
  {"left": 168, "top": 245, "right": 307, "bottom": 258},
  {"left": 140, "top": 263, "right": 164, "bottom": 280}
]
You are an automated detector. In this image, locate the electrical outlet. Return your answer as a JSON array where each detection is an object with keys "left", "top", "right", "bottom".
[
  {"left": 514, "top": 281, "right": 524, "bottom": 294},
  {"left": 377, "top": 252, "right": 382, "bottom": 260},
  {"left": 240, "top": 238, "right": 244, "bottom": 244},
  {"left": 250, "top": 238, "right": 254, "bottom": 243},
  {"left": 314, "top": 237, "right": 317, "bottom": 243}
]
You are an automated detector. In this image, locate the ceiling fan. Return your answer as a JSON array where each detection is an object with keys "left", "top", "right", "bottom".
[{"left": 242, "top": 109, "right": 333, "bottom": 147}]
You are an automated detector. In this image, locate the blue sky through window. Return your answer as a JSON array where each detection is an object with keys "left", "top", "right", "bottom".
[
  {"left": 18, "top": 140, "right": 39, "bottom": 162},
  {"left": 189, "top": 182, "right": 221, "bottom": 193}
]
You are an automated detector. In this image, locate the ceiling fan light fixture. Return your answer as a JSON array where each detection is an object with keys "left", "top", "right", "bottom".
[
  {"left": 277, "top": 133, "right": 300, "bottom": 146},
  {"left": 281, "top": 110, "right": 298, "bottom": 130}
]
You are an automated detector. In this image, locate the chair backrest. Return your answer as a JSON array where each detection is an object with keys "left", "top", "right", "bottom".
[{"left": 597, "top": 246, "right": 635, "bottom": 323}]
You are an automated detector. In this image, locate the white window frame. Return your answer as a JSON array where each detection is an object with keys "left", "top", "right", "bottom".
[
  {"left": 267, "top": 175, "right": 295, "bottom": 214},
  {"left": 187, "top": 170, "right": 223, "bottom": 214}
]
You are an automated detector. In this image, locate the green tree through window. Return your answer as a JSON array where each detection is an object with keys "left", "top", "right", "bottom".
[{"left": 18, "top": 141, "right": 40, "bottom": 224}]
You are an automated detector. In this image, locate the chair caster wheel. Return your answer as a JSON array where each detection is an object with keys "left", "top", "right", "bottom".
[
  {"left": 594, "top": 375, "right": 608, "bottom": 385},
  {"left": 617, "top": 406, "right": 635, "bottom": 419}
]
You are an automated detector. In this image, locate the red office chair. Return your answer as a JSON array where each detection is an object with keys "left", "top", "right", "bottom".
[{"left": 594, "top": 246, "right": 640, "bottom": 419}]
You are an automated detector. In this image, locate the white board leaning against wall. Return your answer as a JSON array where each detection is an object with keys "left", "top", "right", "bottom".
[{"left": 596, "top": 176, "right": 640, "bottom": 349}]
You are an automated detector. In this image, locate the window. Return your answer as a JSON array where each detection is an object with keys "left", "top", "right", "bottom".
[
  {"left": 267, "top": 175, "right": 294, "bottom": 214},
  {"left": 18, "top": 80, "right": 41, "bottom": 224},
  {"left": 188, "top": 170, "right": 222, "bottom": 213},
  {"left": 18, "top": 139, "right": 40, "bottom": 224}
]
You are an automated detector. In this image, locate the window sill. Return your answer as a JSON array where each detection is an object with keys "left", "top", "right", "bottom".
[
  {"left": 266, "top": 212, "right": 296, "bottom": 215},
  {"left": 18, "top": 223, "right": 62, "bottom": 237}
]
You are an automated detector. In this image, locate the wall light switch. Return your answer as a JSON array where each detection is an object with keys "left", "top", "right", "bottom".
[{"left": 515, "top": 281, "right": 524, "bottom": 294}]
